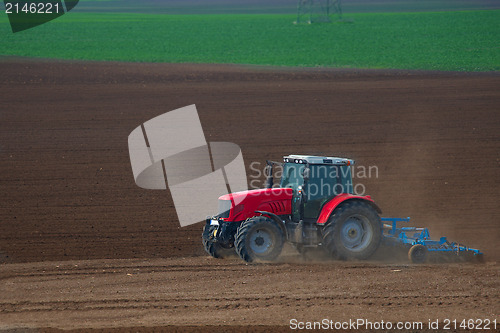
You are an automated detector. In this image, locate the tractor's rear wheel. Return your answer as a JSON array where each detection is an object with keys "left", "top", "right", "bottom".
[
  {"left": 235, "top": 216, "right": 284, "bottom": 262},
  {"left": 322, "top": 201, "right": 382, "bottom": 260},
  {"left": 202, "top": 225, "right": 236, "bottom": 259}
]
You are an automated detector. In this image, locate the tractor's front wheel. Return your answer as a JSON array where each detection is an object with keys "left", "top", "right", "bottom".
[
  {"left": 235, "top": 216, "right": 284, "bottom": 262},
  {"left": 202, "top": 225, "right": 236, "bottom": 259},
  {"left": 322, "top": 201, "right": 382, "bottom": 260}
]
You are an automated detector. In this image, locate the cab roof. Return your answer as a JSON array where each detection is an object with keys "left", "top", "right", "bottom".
[{"left": 283, "top": 154, "right": 355, "bottom": 165}]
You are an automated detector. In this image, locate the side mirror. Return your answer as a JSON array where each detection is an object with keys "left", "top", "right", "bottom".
[
  {"left": 264, "top": 163, "right": 273, "bottom": 189},
  {"left": 302, "top": 167, "right": 310, "bottom": 181}
]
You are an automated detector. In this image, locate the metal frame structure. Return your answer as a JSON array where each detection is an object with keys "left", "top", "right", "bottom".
[
  {"left": 382, "top": 217, "right": 482, "bottom": 260},
  {"left": 295, "top": 0, "right": 342, "bottom": 24}
]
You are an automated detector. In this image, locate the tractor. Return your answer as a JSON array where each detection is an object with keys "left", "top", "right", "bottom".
[{"left": 202, "top": 155, "right": 383, "bottom": 262}]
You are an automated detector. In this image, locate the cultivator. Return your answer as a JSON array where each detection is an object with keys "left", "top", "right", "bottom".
[{"left": 382, "top": 217, "right": 483, "bottom": 263}]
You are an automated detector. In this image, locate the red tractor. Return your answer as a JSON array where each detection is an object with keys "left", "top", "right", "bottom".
[{"left": 202, "top": 155, "right": 383, "bottom": 262}]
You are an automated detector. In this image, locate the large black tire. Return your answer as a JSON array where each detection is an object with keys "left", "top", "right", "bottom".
[
  {"left": 408, "top": 244, "right": 427, "bottom": 264},
  {"left": 322, "top": 201, "right": 382, "bottom": 260},
  {"left": 235, "top": 216, "right": 284, "bottom": 262},
  {"left": 202, "top": 225, "right": 236, "bottom": 259}
]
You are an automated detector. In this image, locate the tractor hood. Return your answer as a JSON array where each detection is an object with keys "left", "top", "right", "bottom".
[
  {"left": 219, "top": 188, "right": 293, "bottom": 202},
  {"left": 218, "top": 188, "right": 293, "bottom": 221}
]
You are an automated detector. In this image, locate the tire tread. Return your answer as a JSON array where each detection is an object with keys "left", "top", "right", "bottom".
[
  {"left": 235, "top": 216, "right": 284, "bottom": 263},
  {"left": 322, "top": 201, "right": 381, "bottom": 260}
]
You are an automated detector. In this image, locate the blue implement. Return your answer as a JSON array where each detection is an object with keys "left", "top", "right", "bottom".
[{"left": 381, "top": 217, "right": 482, "bottom": 263}]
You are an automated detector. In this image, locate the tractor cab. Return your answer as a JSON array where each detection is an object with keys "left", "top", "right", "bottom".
[{"left": 279, "top": 155, "right": 354, "bottom": 222}]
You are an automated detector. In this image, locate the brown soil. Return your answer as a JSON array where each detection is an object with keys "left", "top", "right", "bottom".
[{"left": 0, "top": 60, "right": 499, "bottom": 331}]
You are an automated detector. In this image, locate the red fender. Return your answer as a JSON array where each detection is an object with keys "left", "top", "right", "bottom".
[{"left": 316, "top": 193, "right": 382, "bottom": 225}]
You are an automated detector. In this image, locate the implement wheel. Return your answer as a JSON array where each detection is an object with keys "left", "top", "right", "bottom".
[{"left": 408, "top": 244, "right": 427, "bottom": 264}]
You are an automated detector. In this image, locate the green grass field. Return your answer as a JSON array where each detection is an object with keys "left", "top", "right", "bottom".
[{"left": 1, "top": 10, "right": 499, "bottom": 71}]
